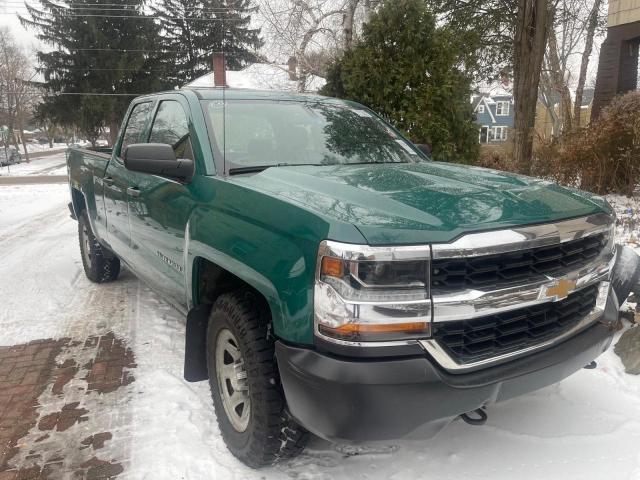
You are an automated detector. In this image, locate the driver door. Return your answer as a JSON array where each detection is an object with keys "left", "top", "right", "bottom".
[{"left": 126, "top": 97, "right": 195, "bottom": 309}]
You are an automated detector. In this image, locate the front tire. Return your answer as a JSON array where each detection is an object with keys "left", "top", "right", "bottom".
[
  {"left": 206, "top": 290, "right": 308, "bottom": 468},
  {"left": 78, "top": 210, "right": 120, "bottom": 283}
]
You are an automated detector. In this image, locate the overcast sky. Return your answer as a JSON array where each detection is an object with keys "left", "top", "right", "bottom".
[{"left": 0, "top": 2, "right": 39, "bottom": 47}]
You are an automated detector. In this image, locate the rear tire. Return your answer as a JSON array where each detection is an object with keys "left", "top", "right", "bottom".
[
  {"left": 78, "top": 210, "right": 120, "bottom": 283},
  {"left": 206, "top": 290, "right": 308, "bottom": 468}
]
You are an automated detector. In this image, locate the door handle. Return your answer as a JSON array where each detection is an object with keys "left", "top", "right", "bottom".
[
  {"left": 103, "top": 176, "right": 114, "bottom": 186},
  {"left": 127, "top": 187, "right": 141, "bottom": 197}
]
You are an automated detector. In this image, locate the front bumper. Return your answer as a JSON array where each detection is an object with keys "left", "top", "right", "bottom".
[{"left": 276, "top": 289, "right": 619, "bottom": 443}]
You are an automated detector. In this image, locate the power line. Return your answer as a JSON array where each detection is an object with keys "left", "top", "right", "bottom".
[
  {"left": 56, "top": 48, "right": 182, "bottom": 52},
  {"left": 0, "top": 12, "right": 248, "bottom": 19},
  {"left": 0, "top": 0, "right": 241, "bottom": 5},
  {"left": 39, "top": 67, "right": 169, "bottom": 70},
  {"left": 0, "top": 0, "right": 242, "bottom": 9},
  {"left": 3, "top": 5, "right": 243, "bottom": 13},
  {"left": 0, "top": 91, "right": 147, "bottom": 95}
]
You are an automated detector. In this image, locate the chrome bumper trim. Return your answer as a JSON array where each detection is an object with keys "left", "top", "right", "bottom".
[{"left": 431, "top": 212, "right": 614, "bottom": 259}]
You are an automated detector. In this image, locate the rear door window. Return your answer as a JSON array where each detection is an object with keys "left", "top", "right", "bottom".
[
  {"left": 149, "top": 100, "right": 193, "bottom": 160},
  {"left": 120, "top": 102, "right": 152, "bottom": 155}
]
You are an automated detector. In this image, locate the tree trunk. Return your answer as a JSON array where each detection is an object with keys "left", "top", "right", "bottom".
[
  {"left": 363, "top": 0, "right": 375, "bottom": 22},
  {"left": 296, "top": 28, "right": 317, "bottom": 92},
  {"left": 513, "top": 0, "right": 553, "bottom": 173},
  {"left": 343, "top": 0, "right": 358, "bottom": 51},
  {"left": 539, "top": 75, "right": 561, "bottom": 137},
  {"left": 546, "top": 28, "right": 573, "bottom": 132},
  {"left": 17, "top": 121, "right": 30, "bottom": 162},
  {"left": 109, "top": 122, "right": 119, "bottom": 147},
  {"left": 573, "top": 0, "right": 602, "bottom": 127}
]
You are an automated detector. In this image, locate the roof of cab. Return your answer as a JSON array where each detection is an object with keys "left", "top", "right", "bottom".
[
  {"left": 132, "top": 87, "right": 361, "bottom": 108},
  {"left": 182, "top": 87, "right": 344, "bottom": 103}
]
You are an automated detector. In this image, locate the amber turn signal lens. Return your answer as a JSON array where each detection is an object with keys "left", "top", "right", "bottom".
[
  {"left": 318, "top": 321, "right": 430, "bottom": 342},
  {"left": 321, "top": 257, "right": 344, "bottom": 278}
]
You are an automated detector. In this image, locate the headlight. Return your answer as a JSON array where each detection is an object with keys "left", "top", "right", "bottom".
[{"left": 314, "top": 240, "right": 432, "bottom": 343}]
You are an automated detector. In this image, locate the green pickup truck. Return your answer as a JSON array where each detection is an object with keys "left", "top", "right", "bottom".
[{"left": 67, "top": 87, "right": 638, "bottom": 468}]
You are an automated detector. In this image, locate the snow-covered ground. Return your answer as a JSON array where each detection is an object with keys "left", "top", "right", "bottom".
[
  {"left": 1, "top": 184, "right": 639, "bottom": 479},
  {"left": 12, "top": 141, "right": 88, "bottom": 154},
  {"left": 0, "top": 152, "right": 67, "bottom": 177},
  {"left": 22, "top": 142, "right": 68, "bottom": 154}
]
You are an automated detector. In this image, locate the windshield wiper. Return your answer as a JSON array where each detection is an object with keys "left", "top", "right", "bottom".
[{"left": 228, "top": 163, "right": 323, "bottom": 175}]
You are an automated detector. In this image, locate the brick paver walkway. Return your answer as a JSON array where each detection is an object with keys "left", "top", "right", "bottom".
[{"left": 0, "top": 333, "right": 135, "bottom": 479}]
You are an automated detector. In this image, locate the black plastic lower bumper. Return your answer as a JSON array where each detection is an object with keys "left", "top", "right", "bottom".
[{"left": 276, "top": 320, "right": 614, "bottom": 443}]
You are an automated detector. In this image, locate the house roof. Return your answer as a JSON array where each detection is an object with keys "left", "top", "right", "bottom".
[
  {"left": 474, "top": 81, "right": 513, "bottom": 98},
  {"left": 185, "top": 63, "right": 326, "bottom": 92}
]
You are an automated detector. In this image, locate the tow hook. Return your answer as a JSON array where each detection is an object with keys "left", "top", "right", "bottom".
[
  {"left": 460, "top": 408, "right": 487, "bottom": 426},
  {"left": 583, "top": 361, "right": 597, "bottom": 369}
]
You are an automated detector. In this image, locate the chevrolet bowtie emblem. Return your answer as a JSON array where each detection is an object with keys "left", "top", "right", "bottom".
[{"left": 543, "top": 278, "right": 577, "bottom": 300}]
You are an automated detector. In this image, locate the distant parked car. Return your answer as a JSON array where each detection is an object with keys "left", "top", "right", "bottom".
[
  {"left": 0, "top": 148, "right": 22, "bottom": 166},
  {"left": 8, "top": 148, "right": 22, "bottom": 164}
]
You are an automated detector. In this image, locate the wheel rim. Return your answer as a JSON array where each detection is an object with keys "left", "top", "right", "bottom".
[
  {"left": 215, "top": 328, "right": 251, "bottom": 432},
  {"left": 81, "top": 224, "right": 92, "bottom": 265}
]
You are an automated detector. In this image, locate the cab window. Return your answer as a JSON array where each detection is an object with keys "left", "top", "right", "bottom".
[
  {"left": 120, "top": 102, "right": 152, "bottom": 155},
  {"left": 149, "top": 100, "right": 193, "bottom": 160}
]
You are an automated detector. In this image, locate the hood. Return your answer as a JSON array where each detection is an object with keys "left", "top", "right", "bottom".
[{"left": 229, "top": 161, "right": 612, "bottom": 245}]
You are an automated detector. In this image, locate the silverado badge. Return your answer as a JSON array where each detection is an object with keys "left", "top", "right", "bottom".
[{"left": 542, "top": 278, "right": 577, "bottom": 301}]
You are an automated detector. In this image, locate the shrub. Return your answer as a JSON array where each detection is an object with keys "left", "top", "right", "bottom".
[
  {"left": 533, "top": 91, "right": 640, "bottom": 196},
  {"left": 476, "top": 147, "right": 517, "bottom": 172}
]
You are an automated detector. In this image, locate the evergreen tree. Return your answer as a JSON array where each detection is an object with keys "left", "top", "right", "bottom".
[
  {"left": 151, "top": 0, "right": 262, "bottom": 86},
  {"left": 20, "top": 0, "right": 169, "bottom": 145},
  {"left": 321, "top": 0, "right": 479, "bottom": 163}
]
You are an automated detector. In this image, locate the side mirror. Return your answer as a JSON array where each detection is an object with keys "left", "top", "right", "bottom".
[
  {"left": 123, "top": 143, "right": 194, "bottom": 182},
  {"left": 415, "top": 143, "right": 432, "bottom": 156}
]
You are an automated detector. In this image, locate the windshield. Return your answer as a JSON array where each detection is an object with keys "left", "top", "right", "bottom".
[{"left": 202, "top": 99, "right": 423, "bottom": 173}]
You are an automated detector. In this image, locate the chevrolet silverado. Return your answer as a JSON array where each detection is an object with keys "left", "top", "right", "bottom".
[{"left": 66, "top": 88, "right": 639, "bottom": 467}]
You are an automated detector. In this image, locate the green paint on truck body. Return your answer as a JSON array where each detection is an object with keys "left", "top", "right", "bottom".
[{"left": 67, "top": 87, "right": 611, "bottom": 346}]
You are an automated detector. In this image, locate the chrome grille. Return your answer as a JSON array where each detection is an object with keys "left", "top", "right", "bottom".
[{"left": 431, "top": 233, "right": 607, "bottom": 292}]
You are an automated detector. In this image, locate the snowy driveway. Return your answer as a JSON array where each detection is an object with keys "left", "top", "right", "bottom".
[{"left": 1, "top": 183, "right": 639, "bottom": 479}]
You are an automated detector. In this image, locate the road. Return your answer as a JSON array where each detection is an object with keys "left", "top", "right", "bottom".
[
  {"left": 0, "top": 152, "right": 67, "bottom": 178},
  {"left": 1, "top": 183, "right": 639, "bottom": 479}
]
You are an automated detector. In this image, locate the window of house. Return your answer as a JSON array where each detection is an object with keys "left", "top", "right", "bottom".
[
  {"left": 496, "top": 101, "right": 510, "bottom": 116},
  {"left": 120, "top": 102, "right": 152, "bottom": 155},
  {"left": 477, "top": 104, "right": 485, "bottom": 114},
  {"left": 149, "top": 101, "right": 193, "bottom": 160},
  {"left": 493, "top": 126, "right": 508, "bottom": 141}
]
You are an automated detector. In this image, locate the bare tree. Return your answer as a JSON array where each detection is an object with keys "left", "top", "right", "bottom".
[
  {"left": 0, "top": 28, "right": 40, "bottom": 162},
  {"left": 573, "top": 0, "right": 603, "bottom": 127},
  {"left": 544, "top": 27, "right": 575, "bottom": 132},
  {"left": 342, "top": 0, "right": 358, "bottom": 51},
  {"left": 539, "top": 0, "right": 605, "bottom": 134},
  {"left": 258, "top": 0, "right": 375, "bottom": 91},
  {"left": 513, "top": 0, "right": 553, "bottom": 172}
]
